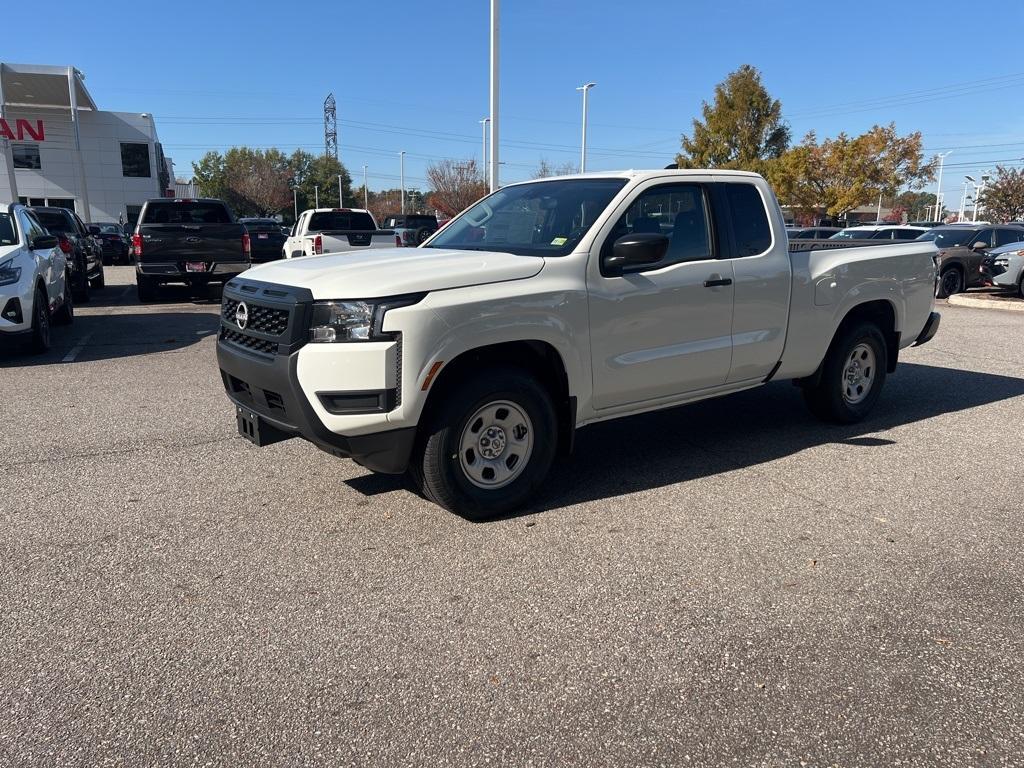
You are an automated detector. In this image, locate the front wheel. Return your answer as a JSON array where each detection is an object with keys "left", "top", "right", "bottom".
[
  {"left": 803, "top": 321, "right": 888, "bottom": 424},
  {"left": 29, "top": 287, "right": 52, "bottom": 353},
  {"left": 411, "top": 368, "right": 558, "bottom": 520},
  {"left": 54, "top": 278, "right": 74, "bottom": 325}
]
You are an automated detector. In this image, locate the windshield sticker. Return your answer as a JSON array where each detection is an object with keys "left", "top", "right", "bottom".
[{"left": 550, "top": 237, "right": 568, "bottom": 246}]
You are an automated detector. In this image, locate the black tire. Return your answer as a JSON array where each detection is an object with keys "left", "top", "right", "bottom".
[
  {"left": 89, "top": 267, "right": 105, "bottom": 290},
  {"left": 415, "top": 227, "right": 433, "bottom": 245},
  {"left": 137, "top": 275, "right": 158, "bottom": 303},
  {"left": 72, "top": 265, "right": 91, "bottom": 303},
  {"left": 936, "top": 266, "right": 962, "bottom": 299},
  {"left": 29, "top": 286, "right": 51, "bottom": 353},
  {"left": 1018, "top": 275, "right": 1024, "bottom": 299},
  {"left": 803, "top": 321, "right": 888, "bottom": 424},
  {"left": 54, "top": 277, "right": 74, "bottom": 325},
  {"left": 412, "top": 367, "right": 558, "bottom": 520}
]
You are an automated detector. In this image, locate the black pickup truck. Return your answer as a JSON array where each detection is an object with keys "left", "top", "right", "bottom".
[{"left": 132, "top": 198, "right": 251, "bottom": 302}]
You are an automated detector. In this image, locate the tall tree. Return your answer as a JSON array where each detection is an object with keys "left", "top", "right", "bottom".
[
  {"left": 426, "top": 159, "right": 488, "bottom": 217},
  {"left": 893, "top": 190, "right": 938, "bottom": 220},
  {"left": 289, "top": 150, "right": 354, "bottom": 213},
  {"left": 676, "top": 64, "right": 790, "bottom": 172},
  {"left": 224, "top": 147, "right": 292, "bottom": 216},
  {"left": 770, "top": 124, "right": 935, "bottom": 220},
  {"left": 976, "top": 166, "right": 1024, "bottom": 223}
]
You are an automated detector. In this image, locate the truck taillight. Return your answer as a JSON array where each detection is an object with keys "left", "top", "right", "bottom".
[
  {"left": 57, "top": 236, "right": 73, "bottom": 255},
  {"left": 131, "top": 233, "right": 143, "bottom": 257},
  {"left": 242, "top": 232, "right": 251, "bottom": 258},
  {"left": 314, "top": 234, "right": 323, "bottom": 255},
  {"left": 396, "top": 234, "right": 402, "bottom": 247}
]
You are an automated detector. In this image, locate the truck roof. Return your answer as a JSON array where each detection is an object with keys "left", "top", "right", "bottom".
[
  {"left": 304, "top": 207, "right": 373, "bottom": 214},
  {"left": 505, "top": 168, "right": 763, "bottom": 187}
]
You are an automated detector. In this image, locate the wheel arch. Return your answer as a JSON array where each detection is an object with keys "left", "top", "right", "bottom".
[
  {"left": 800, "top": 299, "right": 900, "bottom": 388},
  {"left": 420, "top": 340, "right": 575, "bottom": 455}
]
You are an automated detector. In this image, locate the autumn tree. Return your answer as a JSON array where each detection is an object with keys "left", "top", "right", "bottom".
[
  {"left": 770, "top": 124, "right": 934, "bottom": 220},
  {"left": 288, "top": 150, "right": 353, "bottom": 213},
  {"left": 976, "top": 166, "right": 1024, "bottom": 223},
  {"left": 224, "top": 148, "right": 292, "bottom": 216},
  {"left": 426, "top": 159, "right": 488, "bottom": 217},
  {"left": 676, "top": 64, "right": 789, "bottom": 173}
]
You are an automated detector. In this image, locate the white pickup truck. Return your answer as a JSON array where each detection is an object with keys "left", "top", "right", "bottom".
[
  {"left": 282, "top": 208, "right": 396, "bottom": 259},
  {"left": 217, "top": 170, "right": 940, "bottom": 519}
]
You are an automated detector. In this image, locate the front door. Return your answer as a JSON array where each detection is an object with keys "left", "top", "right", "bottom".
[{"left": 587, "top": 179, "right": 734, "bottom": 410}]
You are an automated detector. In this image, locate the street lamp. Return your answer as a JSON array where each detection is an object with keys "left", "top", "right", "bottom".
[
  {"left": 362, "top": 165, "right": 368, "bottom": 209},
  {"left": 974, "top": 171, "right": 992, "bottom": 222},
  {"left": 479, "top": 117, "right": 490, "bottom": 186},
  {"left": 399, "top": 151, "right": 406, "bottom": 214},
  {"left": 959, "top": 176, "right": 975, "bottom": 221},
  {"left": 489, "top": 0, "right": 500, "bottom": 191},
  {"left": 934, "top": 150, "right": 952, "bottom": 220},
  {"left": 576, "top": 82, "right": 596, "bottom": 173}
]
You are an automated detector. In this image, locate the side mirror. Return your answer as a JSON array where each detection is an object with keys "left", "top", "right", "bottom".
[
  {"left": 602, "top": 233, "right": 669, "bottom": 276},
  {"left": 971, "top": 241, "right": 988, "bottom": 251},
  {"left": 31, "top": 234, "right": 58, "bottom": 251}
]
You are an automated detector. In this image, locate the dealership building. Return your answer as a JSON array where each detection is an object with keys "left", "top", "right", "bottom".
[{"left": 0, "top": 62, "right": 172, "bottom": 225}]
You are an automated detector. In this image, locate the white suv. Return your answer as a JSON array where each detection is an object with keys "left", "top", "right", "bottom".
[{"left": 0, "top": 203, "right": 73, "bottom": 352}]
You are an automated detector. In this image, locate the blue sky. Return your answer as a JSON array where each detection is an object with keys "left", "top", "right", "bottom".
[{"left": 6, "top": 0, "right": 1024, "bottom": 203}]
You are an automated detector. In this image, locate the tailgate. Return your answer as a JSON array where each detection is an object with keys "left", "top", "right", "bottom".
[
  {"left": 322, "top": 229, "right": 396, "bottom": 250},
  {"left": 139, "top": 223, "right": 247, "bottom": 263}
]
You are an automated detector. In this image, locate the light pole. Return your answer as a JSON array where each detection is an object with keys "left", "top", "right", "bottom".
[
  {"left": 399, "top": 151, "right": 406, "bottom": 214},
  {"left": 338, "top": 174, "right": 344, "bottom": 207},
  {"left": 292, "top": 185, "right": 298, "bottom": 221},
  {"left": 875, "top": 192, "right": 883, "bottom": 223},
  {"left": 577, "top": 82, "right": 596, "bottom": 173},
  {"left": 974, "top": 171, "right": 991, "bottom": 222},
  {"left": 959, "top": 176, "right": 974, "bottom": 221},
  {"left": 479, "top": 117, "right": 490, "bottom": 186},
  {"left": 489, "top": 0, "right": 499, "bottom": 191},
  {"left": 362, "top": 165, "right": 368, "bottom": 209},
  {"left": 934, "top": 151, "right": 951, "bottom": 221},
  {"left": 314, "top": 185, "right": 319, "bottom": 208}
]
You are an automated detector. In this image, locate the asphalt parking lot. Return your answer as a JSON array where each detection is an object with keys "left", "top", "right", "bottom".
[{"left": 2, "top": 266, "right": 1023, "bottom": 766}]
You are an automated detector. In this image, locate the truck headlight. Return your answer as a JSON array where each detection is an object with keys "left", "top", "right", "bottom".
[
  {"left": 0, "top": 258, "right": 21, "bottom": 287},
  {"left": 309, "top": 294, "right": 424, "bottom": 343}
]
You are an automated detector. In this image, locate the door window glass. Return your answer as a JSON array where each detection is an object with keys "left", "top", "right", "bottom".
[
  {"left": 604, "top": 184, "right": 712, "bottom": 267},
  {"left": 995, "top": 228, "right": 1024, "bottom": 247}
]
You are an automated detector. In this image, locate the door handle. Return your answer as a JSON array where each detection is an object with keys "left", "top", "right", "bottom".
[{"left": 703, "top": 277, "right": 733, "bottom": 288}]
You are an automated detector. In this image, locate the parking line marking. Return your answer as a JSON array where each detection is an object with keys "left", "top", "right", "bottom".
[{"left": 61, "top": 333, "right": 93, "bottom": 363}]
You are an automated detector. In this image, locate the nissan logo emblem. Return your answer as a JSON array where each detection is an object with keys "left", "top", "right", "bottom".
[{"left": 235, "top": 302, "right": 249, "bottom": 330}]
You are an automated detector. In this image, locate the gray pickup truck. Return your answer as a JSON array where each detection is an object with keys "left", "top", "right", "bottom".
[{"left": 133, "top": 198, "right": 251, "bottom": 302}]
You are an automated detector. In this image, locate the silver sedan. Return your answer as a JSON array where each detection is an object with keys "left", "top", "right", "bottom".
[{"left": 991, "top": 243, "right": 1024, "bottom": 297}]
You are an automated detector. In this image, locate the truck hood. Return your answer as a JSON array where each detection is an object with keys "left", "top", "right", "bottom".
[{"left": 241, "top": 247, "right": 544, "bottom": 299}]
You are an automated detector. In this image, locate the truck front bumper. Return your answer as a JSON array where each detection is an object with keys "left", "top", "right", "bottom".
[{"left": 217, "top": 339, "right": 415, "bottom": 474}]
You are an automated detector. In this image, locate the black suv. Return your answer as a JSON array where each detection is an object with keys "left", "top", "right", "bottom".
[
  {"left": 381, "top": 214, "right": 439, "bottom": 246},
  {"left": 88, "top": 222, "right": 130, "bottom": 265},
  {"left": 239, "top": 218, "right": 287, "bottom": 263},
  {"left": 30, "top": 206, "right": 105, "bottom": 301},
  {"left": 916, "top": 224, "right": 1024, "bottom": 297}
]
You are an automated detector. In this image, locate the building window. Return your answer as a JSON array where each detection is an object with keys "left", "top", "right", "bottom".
[
  {"left": 12, "top": 144, "right": 41, "bottom": 169},
  {"left": 121, "top": 143, "right": 151, "bottom": 178}
]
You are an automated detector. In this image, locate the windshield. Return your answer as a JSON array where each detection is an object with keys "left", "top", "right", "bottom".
[
  {"left": 425, "top": 178, "right": 628, "bottom": 256},
  {"left": 830, "top": 228, "right": 874, "bottom": 240},
  {"left": 0, "top": 213, "right": 15, "bottom": 245},
  {"left": 915, "top": 227, "right": 977, "bottom": 247},
  {"left": 142, "top": 202, "right": 231, "bottom": 224},
  {"left": 95, "top": 223, "right": 121, "bottom": 234},
  {"left": 34, "top": 211, "right": 73, "bottom": 234}
]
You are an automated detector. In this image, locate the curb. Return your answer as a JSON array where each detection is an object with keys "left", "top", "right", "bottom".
[{"left": 947, "top": 293, "right": 1024, "bottom": 313}]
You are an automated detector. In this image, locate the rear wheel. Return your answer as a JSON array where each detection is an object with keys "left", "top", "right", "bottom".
[
  {"left": 54, "top": 277, "right": 74, "bottom": 325},
  {"left": 416, "top": 227, "right": 433, "bottom": 245},
  {"left": 137, "top": 275, "right": 158, "bottom": 303},
  {"left": 1018, "top": 274, "right": 1024, "bottom": 299},
  {"left": 412, "top": 367, "right": 558, "bottom": 520},
  {"left": 803, "top": 321, "right": 888, "bottom": 424},
  {"left": 72, "top": 263, "right": 91, "bottom": 303},
  {"left": 89, "top": 267, "right": 105, "bottom": 290},
  {"left": 29, "top": 287, "right": 51, "bottom": 353},
  {"left": 936, "top": 267, "right": 962, "bottom": 298}
]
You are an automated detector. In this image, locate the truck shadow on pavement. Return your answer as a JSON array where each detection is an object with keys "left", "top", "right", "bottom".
[
  {"left": 0, "top": 311, "right": 219, "bottom": 367},
  {"left": 351, "top": 362, "right": 1024, "bottom": 519},
  {"left": 533, "top": 362, "right": 1024, "bottom": 515}
]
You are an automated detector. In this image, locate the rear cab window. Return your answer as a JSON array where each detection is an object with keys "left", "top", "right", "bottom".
[
  {"left": 307, "top": 211, "right": 377, "bottom": 232},
  {"left": 142, "top": 201, "right": 232, "bottom": 225},
  {"left": 724, "top": 183, "right": 772, "bottom": 256},
  {"left": 34, "top": 210, "right": 73, "bottom": 234}
]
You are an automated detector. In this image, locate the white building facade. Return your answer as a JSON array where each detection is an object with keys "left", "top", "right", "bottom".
[{"left": 0, "top": 63, "right": 171, "bottom": 226}]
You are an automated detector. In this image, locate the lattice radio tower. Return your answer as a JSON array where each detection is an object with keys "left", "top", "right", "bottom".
[{"left": 323, "top": 93, "right": 338, "bottom": 159}]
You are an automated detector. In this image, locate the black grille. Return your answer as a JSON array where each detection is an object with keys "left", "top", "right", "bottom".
[
  {"left": 222, "top": 298, "right": 290, "bottom": 336},
  {"left": 220, "top": 327, "right": 278, "bottom": 355}
]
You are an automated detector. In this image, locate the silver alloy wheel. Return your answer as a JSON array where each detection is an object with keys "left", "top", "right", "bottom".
[
  {"left": 458, "top": 399, "right": 535, "bottom": 490},
  {"left": 842, "top": 342, "right": 876, "bottom": 405}
]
